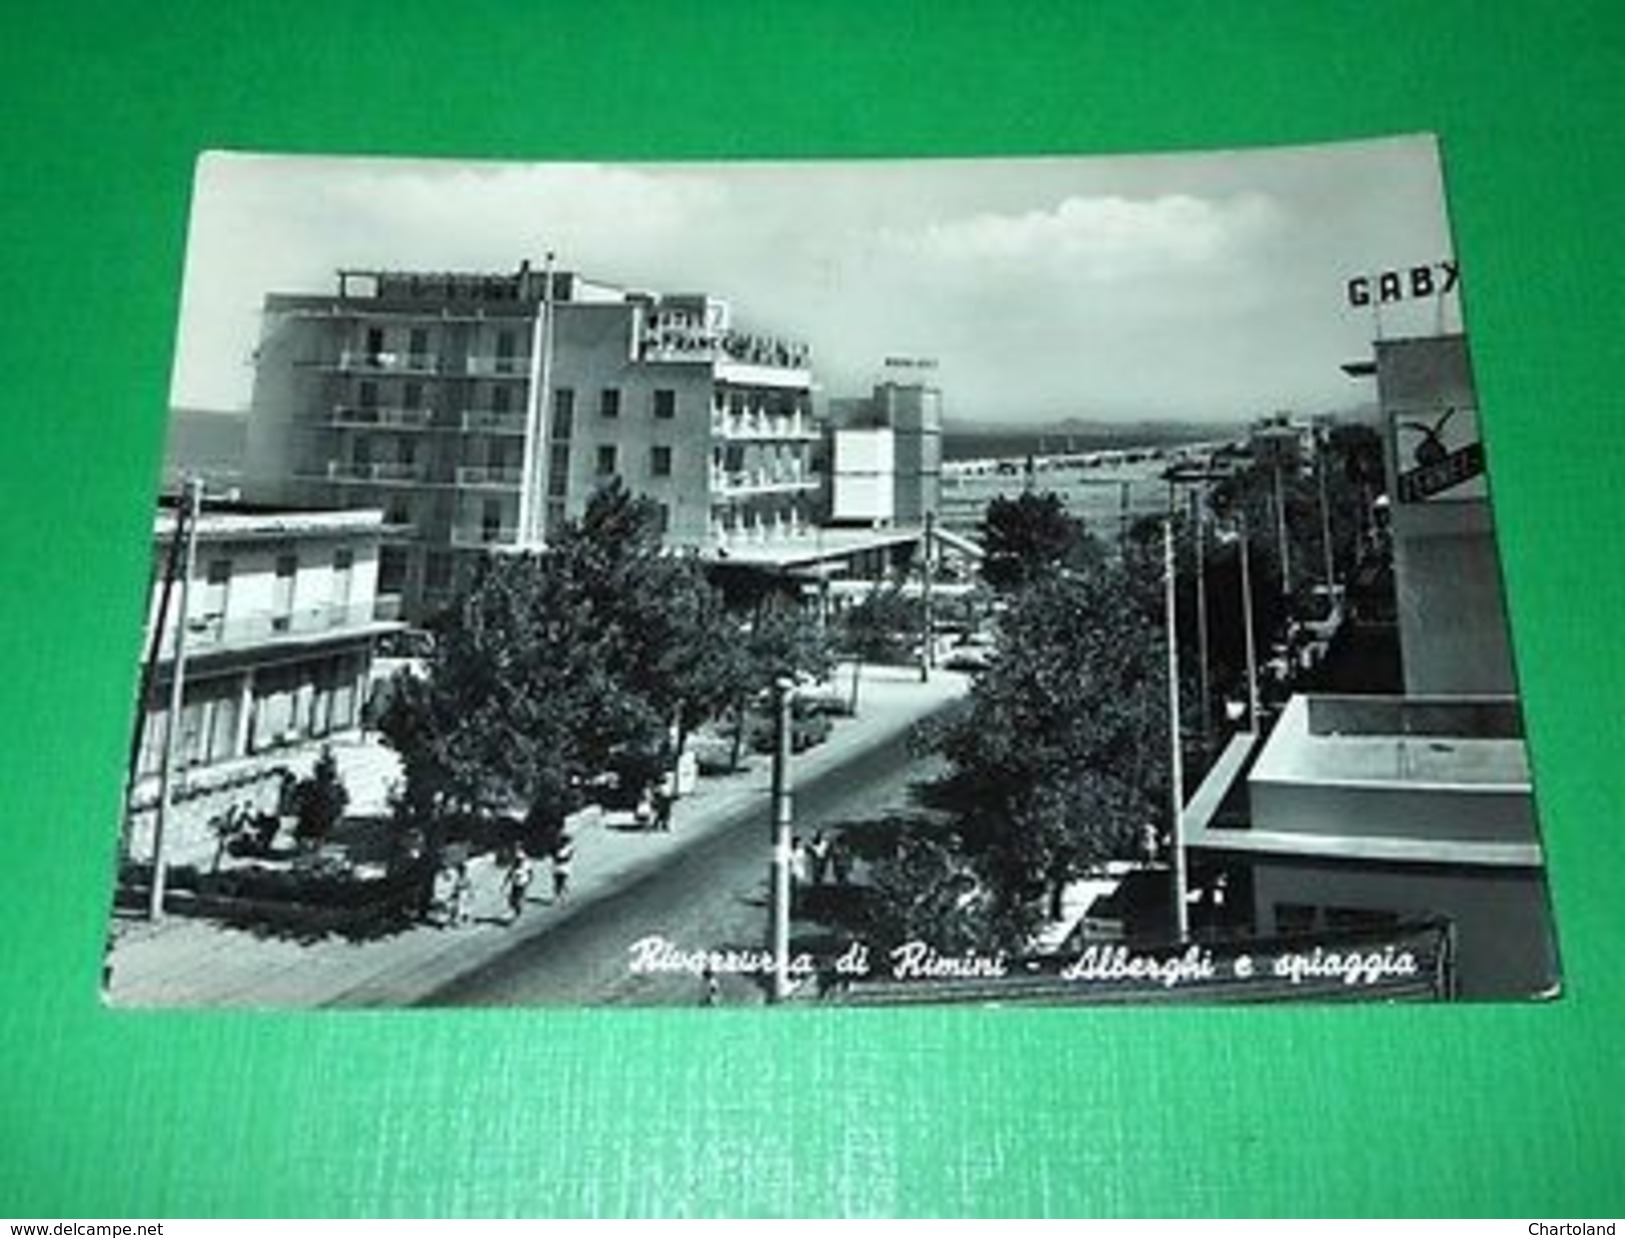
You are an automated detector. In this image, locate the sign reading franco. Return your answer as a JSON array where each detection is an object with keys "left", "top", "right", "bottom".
[
  {"left": 1395, "top": 404, "right": 1487, "bottom": 503},
  {"left": 1346, "top": 260, "right": 1460, "bottom": 308}
]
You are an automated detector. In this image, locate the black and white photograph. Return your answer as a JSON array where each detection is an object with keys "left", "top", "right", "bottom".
[{"left": 103, "top": 135, "right": 1560, "bottom": 1007}]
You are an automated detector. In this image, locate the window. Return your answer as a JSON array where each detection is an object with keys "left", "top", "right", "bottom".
[
  {"left": 200, "top": 559, "right": 231, "bottom": 637},
  {"left": 365, "top": 327, "right": 384, "bottom": 362},
  {"left": 596, "top": 445, "right": 618, "bottom": 476},
  {"left": 651, "top": 445, "right": 673, "bottom": 478},
  {"left": 408, "top": 327, "right": 429, "bottom": 367},
  {"left": 548, "top": 444, "right": 570, "bottom": 497},
  {"left": 600, "top": 388, "right": 621, "bottom": 418},
  {"left": 1274, "top": 903, "right": 1318, "bottom": 935},
  {"left": 425, "top": 551, "right": 453, "bottom": 591},
  {"left": 491, "top": 384, "right": 511, "bottom": 414},
  {"left": 271, "top": 553, "right": 297, "bottom": 632},
  {"left": 653, "top": 388, "right": 676, "bottom": 419},
  {"left": 403, "top": 381, "right": 423, "bottom": 410},
  {"left": 378, "top": 545, "right": 408, "bottom": 593},
  {"left": 331, "top": 549, "right": 353, "bottom": 611},
  {"left": 481, "top": 499, "right": 504, "bottom": 543},
  {"left": 358, "top": 380, "right": 379, "bottom": 410},
  {"left": 495, "top": 329, "right": 517, "bottom": 373},
  {"left": 1324, "top": 906, "right": 1401, "bottom": 932},
  {"left": 551, "top": 389, "right": 574, "bottom": 438}
]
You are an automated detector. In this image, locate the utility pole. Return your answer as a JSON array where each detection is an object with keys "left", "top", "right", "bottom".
[
  {"left": 1238, "top": 511, "right": 1260, "bottom": 732},
  {"left": 123, "top": 485, "right": 192, "bottom": 862},
  {"left": 918, "top": 511, "right": 935, "bottom": 683},
  {"left": 768, "top": 676, "right": 795, "bottom": 1003},
  {"left": 1164, "top": 520, "right": 1188, "bottom": 940},
  {"left": 1191, "top": 488, "right": 1211, "bottom": 752},
  {"left": 517, "top": 250, "right": 556, "bottom": 547},
  {"left": 1317, "top": 426, "right": 1336, "bottom": 592},
  {"left": 1273, "top": 458, "right": 1291, "bottom": 601},
  {"left": 149, "top": 475, "right": 203, "bottom": 921}
]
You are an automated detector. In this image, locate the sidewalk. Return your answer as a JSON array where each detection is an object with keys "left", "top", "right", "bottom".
[{"left": 104, "top": 662, "right": 969, "bottom": 1008}]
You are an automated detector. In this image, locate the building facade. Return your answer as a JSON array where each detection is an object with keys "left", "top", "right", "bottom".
[
  {"left": 1182, "top": 332, "right": 1555, "bottom": 999},
  {"left": 824, "top": 380, "right": 942, "bottom": 527},
  {"left": 126, "top": 504, "right": 399, "bottom": 861},
  {"left": 245, "top": 266, "right": 820, "bottom": 620}
]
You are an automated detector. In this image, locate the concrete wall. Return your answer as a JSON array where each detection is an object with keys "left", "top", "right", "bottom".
[
  {"left": 829, "top": 428, "right": 896, "bottom": 523},
  {"left": 1248, "top": 775, "right": 1535, "bottom": 844},
  {"left": 1377, "top": 334, "right": 1517, "bottom": 695},
  {"left": 1250, "top": 856, "right": 1559, "bottom": 999},
  {"left": 549, "top": 302, "right": 717, "bottom": 546}
]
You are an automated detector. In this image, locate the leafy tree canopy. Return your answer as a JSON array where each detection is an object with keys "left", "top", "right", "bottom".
[
  {"left": 980, "top": 491, "right": 1098, "bottom": 592},
  {"left": 933, "top": 555, "right": 1169, "bottom": 944},
  {"left": 379, "top": 482, "right": 754, "bottom": 840}
]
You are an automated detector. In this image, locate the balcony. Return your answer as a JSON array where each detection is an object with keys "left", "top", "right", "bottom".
[
  {"left": 174, "top": 600, "right": 391, "bottom": 655},
  {"left": 450, "top": 526, "right": 520, "bottom": 549},
  {"left": 465, "top": 355, "right": 531, "bottom": 379},
  {"left": 709, "top": 466, "right": 820, "bottom": 497},
  {"left": 456, "top": 465, "right": 524, "bottom": 489},
  {"left": 333, "top": 350, "right": 440, "bottom": 375},
  {"left": 331, "top": 405, "right": 436, "bottom": 429},
  {"left": 325, "top": 460, "right": 430, "bottom": 484},
  {"left": 461, "top": 409, "right": 530, "bottom": 435},
  {"left": 710, "top": 409, "right": 817, "bottom": 441}
]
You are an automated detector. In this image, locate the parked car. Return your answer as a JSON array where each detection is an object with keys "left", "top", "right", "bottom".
[{"left": 748, "top": 701, "right": 833, "bottom": 754}]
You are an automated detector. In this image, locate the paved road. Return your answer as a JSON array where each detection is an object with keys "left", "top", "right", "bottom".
[{"left": 423, "top": 713, "right": 945, "bottom": 1007}]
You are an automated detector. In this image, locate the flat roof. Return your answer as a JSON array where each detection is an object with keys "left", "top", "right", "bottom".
[
  {"left": 155, "top": 506, "right": 388, "bottom": 543},
  {"left": 702, "top": 526, "right": 924, "bottom": 570},
  {"left": 1250, "top": 694, "right": 1530, "bottom": 790}
]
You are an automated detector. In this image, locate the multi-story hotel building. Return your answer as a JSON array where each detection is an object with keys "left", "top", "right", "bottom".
[{"left": 245, "top": 264, "right": 821, "bottom": 619}]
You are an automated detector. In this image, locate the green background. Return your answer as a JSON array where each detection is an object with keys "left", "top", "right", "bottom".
[{"left": 3, "top": 0, "right": 1621, "bottom": 1217}]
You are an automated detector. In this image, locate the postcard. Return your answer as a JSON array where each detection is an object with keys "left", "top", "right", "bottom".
[{"left": 103, "top": 136, "right": 1560, "bottom": 1007}]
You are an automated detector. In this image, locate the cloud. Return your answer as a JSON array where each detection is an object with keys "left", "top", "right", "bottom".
[{"left": 875, "top": 192, "right": 1283, "bottom": 283}]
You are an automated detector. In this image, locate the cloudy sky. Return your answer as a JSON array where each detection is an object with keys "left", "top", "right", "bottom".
[{"left": 171, "top": 135, "right": 1461, "bottom": 425}]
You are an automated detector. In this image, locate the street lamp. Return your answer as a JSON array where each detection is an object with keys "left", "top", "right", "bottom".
[
  {"left": 1163, "top": 520, "right": 1188, "bottom": 941},
  {"left": 768, "top": 675, "right": 796, "bottom": 1003},
  {"left": 148, "top": 474, "right": 205, "bottom": 921}
]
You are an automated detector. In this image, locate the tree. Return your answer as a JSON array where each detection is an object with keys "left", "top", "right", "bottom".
[
  {"left": 292, "top": 745, "right": 350, "bottom": 848},
  {"left": 980, "top": 491, "right": 1091, "bottom": 592},
  {"left": 931, "top": 556, "right": 1169, "bottom": 945},
  {"left": 839, "top": 584, "right": 918, "bottom": 713},
  {"left": 379, "top": 482, "right": 743, "bottom": 849}
]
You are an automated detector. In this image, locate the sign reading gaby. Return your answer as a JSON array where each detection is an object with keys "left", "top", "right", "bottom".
[{"left": 1347, "top": 260, "right": 1460, "bottom": 308}]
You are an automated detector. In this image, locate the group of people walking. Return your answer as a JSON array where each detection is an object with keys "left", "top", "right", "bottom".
[
  {"left": 791, "top": 830, "right": 850, "bottom": 886},
  {"left": 431, "top": 836, "right": 575, "bottom": 928}
]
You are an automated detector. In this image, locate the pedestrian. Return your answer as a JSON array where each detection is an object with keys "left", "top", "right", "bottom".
[
  {"left": 451, "top": 860, "right": 473, "bottom": 927},
  {"left": 808, "top": 830, "right": 832, "bottom": 885},
  {"left": 652, "top": 774, "right": 674, "bottom": 832},
  {"left": 701, "top": 962, "right": 720, "bottom": 1007},
  {"left": 431, "top": 861, "right": 458, "bottom": 927},
  {"left": 790, "top": 835, "right": 809, "bottom": 886},
  {"left": 503, "top": 846, "right": 534, "bottom": 923},
  {"left": 551, "top": 834, "right": 575, "bottom": 901},
  {"left": 633, "top": 787, "right": 654, "bottom": 831},
  {"left": 831, "top": 835, "right": 852, "bottom": 886}
]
